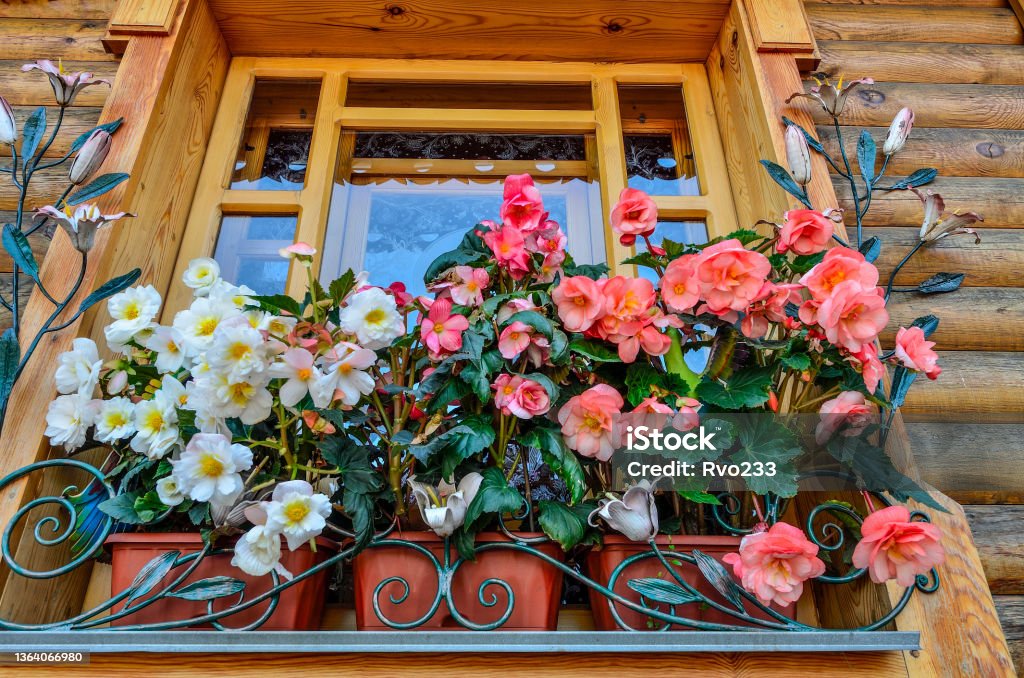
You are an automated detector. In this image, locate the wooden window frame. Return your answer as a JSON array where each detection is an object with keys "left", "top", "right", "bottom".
[{"left": 168, "top": 57, "right": 738, "bottom": 317}]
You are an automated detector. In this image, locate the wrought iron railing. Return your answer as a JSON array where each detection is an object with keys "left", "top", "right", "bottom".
[{"left": 0, "top": 458, "right": 939, "bottom": 634}]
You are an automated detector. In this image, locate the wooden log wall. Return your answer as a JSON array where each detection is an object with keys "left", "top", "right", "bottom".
[
  {"left": 805, "top": 0, "right": 1024, "bottom": 671},
  {"left": 0, "top": 0, "right": 118, "bottom": 331}
]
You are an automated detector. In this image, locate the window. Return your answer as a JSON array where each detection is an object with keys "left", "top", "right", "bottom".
[{"left": 170, "top": 60, "right": 737, "bottom": 313}]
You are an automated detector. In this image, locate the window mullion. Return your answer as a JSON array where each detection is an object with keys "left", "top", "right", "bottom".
[{"left": 591, "top": 76, "right": 632, "bottom": 276}]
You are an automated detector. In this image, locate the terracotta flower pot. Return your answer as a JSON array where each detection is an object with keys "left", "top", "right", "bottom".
[
  {"left": 107, "top": 532, "right": 338, "bottom": 630},
  {"left": 586, "top": 534, "right": 792, "bottom": 630},
  {"left": 353, "top": 531, "right": 564, "bottom": 631}
]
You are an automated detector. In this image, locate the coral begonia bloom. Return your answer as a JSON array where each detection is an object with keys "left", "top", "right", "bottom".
[
  {"left": 814, "top": 390, "right": 872, "bottom": 445},
  {"left": 693, "top": 239, "right": 771, "bottom": 314},
  {"left": 850, "top": 342, "right": 885, "bottom": 395},
  {"left": 814, "top": 280, "right": 889, "bottom": 353},
  {"left": 507, "top": 378, "right": 551, "bottom": 419},
  {"left": 552, "top": 275, "right": 605, "bottom": 332},
  {"left": 557, "top": 384, "right": 624, "bottom": 461},
  {"left": 491, "top": 374, "right": 524, "bottom": 413},
  {"left": 498, "top": 321, "right": 533, "bottom": 359},
  {"left": 722, "top": 522, "right": 825, "bottom": 607},
  {"left": 777, "top": 209, "right": 834, "bottom": 256},
  {"left": 800, "top": 248, "right": 879, "bottom": 301},
  {"left": 894, "top": 326, "right": 941, "bottom": 380},
  {"left": 450, "top": 266, "right": 490, "bottom": 307},
  {"left": 500, "top": 173, "right": 546, "bottom": 233},
  {"left": 852, "top": 505, "right": 944, "bottom": 587},
  {"left": 660, "top": 254, "right": 700, "bottom": 313},
  {"left": 610, "top": 188, "right": 658, "bottom": 243},
  {"left": 419, "top": 298, "right": 468, "bottom": 358},
  {"left": 482, "top": 225, "right": 531, "bottom": 278}
]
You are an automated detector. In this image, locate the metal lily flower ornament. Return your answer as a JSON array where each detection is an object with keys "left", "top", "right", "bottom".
[
  {"left": 588, "top": 481, "right": 659, "bottom": 542},
  {"left": 913, "top": 188, "right": 983, "bottom": 244},
  {"left": 21, "top": 59, "right": 110, "bottom": 106},
  {"left": 34, "top": 204, "right": 132, "bottom": 253},
  {"left": 410, "top": 473, "right": 484, "bottom": 537},
  {"left": 786, "top": 73, "right": 874, "bottom": 117}
]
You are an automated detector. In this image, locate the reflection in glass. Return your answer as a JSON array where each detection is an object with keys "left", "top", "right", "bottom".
[
  {"left": 213, "top": 215, "right": 297, "bottom": 295},
  {"left": 618, "top": 85, "right": 699, "bottom": 196},
  {"left": 230, "top": 79, "right": 320, "bottom": 191}
]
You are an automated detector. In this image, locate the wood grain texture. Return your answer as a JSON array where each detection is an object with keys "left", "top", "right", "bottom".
[
  {"left": 865, "top": 227, "right": 1023, "bottom": 287},
  {"left": 0, "top": 60, "right": 116, "bottom": 107},
  {"left": 900, "top": 351, "right": 1024, "bottom": 422},
  {"left": 808, "top": 83, "right": 1024, "bottom": 130},
  {"left": 817, "top": 41, "right": 1024, "bottom": 86},
  {"left": 882, "top": 287, "right": 1024, "bottom": 351},
  {"left": 0, "top": 0, "right": 229, "bottom": 625},
  {"left": 995, "top": 595, "right": 1024, "bottom": 676},
  {"left": 806, "top": 0, "right": 1008, "bottom": 6},
  {"left": 0, "top": 19, "right": 116, "bottom": 60},
  {"left": 210, "top": 0, "right": 731, "bottom": 63},
  {"left": 0, "top": 0, "right": 114, "bottom": 19},
  {"left": 806, "top": 5, "right": 1023, "bottom": 44},
  {"left": 7, "top": 650, "right": 911, "bottom": 677},
  {"left": 819, "top": 126, "right": 1024, "bottom": 178},
  {"left": 744, "top": 0, "right": 815, "bottom": 50},
  {"left": 833, "top": 176, "right": 1024, "bottom": 228},
  {"left": 963, "top": 505, "right": 1024, "bottom": 595},
  {"left": 907, "top": 422, "right": 1024, "bottom": 504}
]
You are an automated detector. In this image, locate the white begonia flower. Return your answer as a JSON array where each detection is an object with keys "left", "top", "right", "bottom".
[
  {"left": 55, "top": 337, "right": 102, "bottom": 395},
  {"left": 207, "top": 321, "right": 269, "bottom": 382},
  {"left": 130, "top": 389, "right": 179, "bottom": 460},
  {"left": 231, "top": 524, "right": 291, "bottom": 580},
  {"left": 106, "top": 369, "right": 128, "bottom": 395},
  {"left": 337, "top": 287, "right": 404, "bottom": 350},
  {"left": 183, "top": 257, "right": 221, "bottom": 296},
  {"left": 208, "top": 279, "right": 257, "bottom": 310},
  {"left": 264, "top": 480, "right": 332, "bottom": 551},
  {"left": 172, "top": 296, "right": 242, "bottom": 357},
  {"left": 105, "top": 285, "right": 161, "bottom": 350},
  {"left": 172, "top": 432, "right": 253, "bottom": 507},
  {"left": 44, "top": 392, "right": 96, "bottom": 452},
  {"left": 409, "top": 473, "right": 484, "bottom": 538},
  {"left": 156, "top": 475, "right": 185, "bottom": 507},
  {"left": 268, "top": 347, "right": 322, "bottom": 408},
  {"left": 142, "top": 325, "right": 188, "bottom": 374},
  {"left": 197, "top": 370, "right": 273, "bottom": 425},
  {"left": 317, "top": 342, "right": 376, "bottom": 407},
  {"left": 93, "top": 396, "right": 135, "bottom": 443}
]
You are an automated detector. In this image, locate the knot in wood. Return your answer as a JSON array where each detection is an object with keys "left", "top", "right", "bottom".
[
  {"left": 857, "top": 89, "right": 885, "bottom": 106},
  {"left": 976, "top": 142, "right": 1005, "bottom": 159}
]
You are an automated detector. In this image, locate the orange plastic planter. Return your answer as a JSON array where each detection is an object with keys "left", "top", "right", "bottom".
[
  {"left": 586, "top": 534, "right": 792, "bottom": 630},
  {"left": 107, "top": 532, "right": 338, "bottom": 630},
  {"left": 352, "top": 531, "right": 564, "bottom": 630}
]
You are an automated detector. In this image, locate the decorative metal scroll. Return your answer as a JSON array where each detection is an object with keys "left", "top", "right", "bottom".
[{"left": 0, "top": 459, "right": 938, "bottom": 632}]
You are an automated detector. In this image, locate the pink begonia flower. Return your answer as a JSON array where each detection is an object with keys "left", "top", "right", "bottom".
[
  {"left": 498, "top": 321, "right": 533, "bottom": 360},
  {"left": 500, "top": 174, "right": 547, "bottom": 233},
  {"left": 722, "top": 522, "right": 826, "bottom": 607},
  {"left": 482, "top": 224, "right": 531, "bottom": 279},
  {"left": 740, "top": 282, "right": 802, "bottom": 339},
  {"left": 552, "top": 275, "right": 605, "bottom": 332},
  {"left": 814, "top": 391, "right": 873, "bottom": 445},
  {"left": 496, "top": 297, "right": 539, "bottom": 324},
  {"left": 23, "top": 60, "right": 110, "bottom": 106},
  {"left": 524, "top": 332, "right": 551, "bottom": 368},
  {"left": 693, "top": 239, "right": 771, "bottom": 315},
  {"left": 800, "top": 247, "right": 878, "bottom": 302},
  {"left": 660, "top": 254, "right": 700, "bottom": 314},
  {"left": 894, "top": 326, "right": 941, "bottom": 380},
  {"left": 849, "top": 342, "right": 885, "bottom": 395},
  {"left": 852, "top": 505, "right": 945, "bottom": 587},
  {"left": 813, "top": 280, "right": 889, "bottom": 353},
  {"left": 673, "top": 397, "right": 701, "bottom": 432},
  {"left": 610, "top": 188, "right": 657, "bottom": 245},
  {"left": 449, "top": 266, "right": 490, "bottom": 307},
  {"left": 589, "top": 276, "right": 671, "bottom": 362},
  {"left": 508, "top": 378, "right": 551, "bottom": 419},
  {"left": 279, "top": 241, "right": 317, "bottom": 260},
  {"left": 492, "top": 374, "right": 524, "bottom": 413},
  {"left": 622, "top": 396, "right": 673, "bottom": 434},
  {"left": 777, "top": 209, "right": 834, "bottom": 256},
  {"left": 388, "top": 281, "right": 413, "bottom": 307},
  {"left": 529, "top": 228, "right": 567, "bottom": 257},
  {"left": 557, "top": 384, "right": 624, "bottom": 461},
  {"left": 419, "top": 297, "right": 469, "bottom": 359}
]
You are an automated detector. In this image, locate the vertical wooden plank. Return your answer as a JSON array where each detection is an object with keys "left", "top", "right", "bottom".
[
  {"left": 0, "top": 0, "right": 231, "bottom": 624},
  {"left": 743, "top": 0, "right": 814, "bottom": 51},
  {"left": 591, "top": 77, "right": 632, "bottom": 275}
]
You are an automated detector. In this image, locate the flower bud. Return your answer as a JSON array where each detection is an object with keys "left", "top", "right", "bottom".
[
  {"left": 0, "top": 96, "right": 16, "bottom": 146},
  {"left": 882, "top": 107, "right": 914, "bottom": 156},
  {"left": 785, "top": 125, "right": 812, "bottom": 186},
  {"left": 69, "top": 129, "right": 111, "bottom": 185}
]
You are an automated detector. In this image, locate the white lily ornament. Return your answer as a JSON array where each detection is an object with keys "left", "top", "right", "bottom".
[
  {"left": 588, "top": 480, "right": 659, "bottom": 542},
  {"left": 34, "top": 204, "right": 131, "bottom": 254},
  {"left": 409, "top": 472, "right": 484, "bottom": 537},
  {"left": 22, "top": 59, "right": 110, "bottom": 106}
]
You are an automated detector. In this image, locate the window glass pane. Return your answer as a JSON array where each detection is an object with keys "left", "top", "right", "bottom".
[
  {"left": 618, "top": 85, "right": 699, "bottom": 196},
  {"left": 345, "top": 81, "right": 592, "bottom": 110},
  {"left": 321, "top": 131, "right": 602, "bottom": 297},
  {"left": 213, "top": 214, "right": 298, "bottom": 295},
  {"left": 230, "top": 79, "right": 320, "bottom": 190},
  {"left": 638, "top": 220, "right": 710, "bottom": 372}
]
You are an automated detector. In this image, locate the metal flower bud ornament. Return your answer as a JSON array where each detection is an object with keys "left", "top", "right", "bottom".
[
  {"left": 882, "top": 107, "right": 914, "bottom": 156},
  {"left": 784, "top": 124, "right": 812, "bottom": 186},
  {"left": 69, "top": 129, "right": 111, "bottom": 185},
  {"left": 0, "top": 96, "right": 16, "bottom": 146},
  {"left": 588, "top": 481, "right": 659, "bottom": 542}
]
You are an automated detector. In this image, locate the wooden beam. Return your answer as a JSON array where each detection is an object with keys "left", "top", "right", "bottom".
[
  {"left": 742, "top": 0, "right": 819, "bottom": 70},
  {"left": 104, "top": 0, "right": 183, "bottom": 54},
  {"left": 338, "top": 107, "right": 596, "bottom": 133},
  {"left": 0, "top": 0, "right": 230, "bottom": 624}
]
